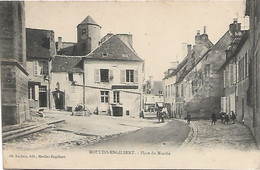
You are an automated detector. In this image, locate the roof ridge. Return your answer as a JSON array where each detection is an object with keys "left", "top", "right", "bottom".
[{"left": 85, "top": 34, "right": 115, "bottom": 57}]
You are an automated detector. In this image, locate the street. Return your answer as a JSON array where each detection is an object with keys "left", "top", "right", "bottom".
[
  {"left": 83, "top": 120, "right": 190, "bottom": 152},
  {"left": 3, "top": 111, "right": 190, "bottom": 151}
]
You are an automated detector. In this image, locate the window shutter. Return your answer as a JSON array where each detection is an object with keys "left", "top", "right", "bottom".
[
  {"left": 223, "top": 70, "right": 226, "bottom": 88},
  {"left": 134, "top": 70, "right": 138, "bottom": 83},
  {"left": 236, "top": 61, "right": 239, "bottom": 83},
  {"left": 109, "top": 69, "right": 113, "bottom": 82},
  {"left": 233, "top": 64, "right": 236, "bottom": 84},
  {"left": 229, "top": 64, "right": 233, "bottom": 85},
  {"left": 33, "top": 61, "right": 38, "bottom": 75},
  {"left": 94, "top": 69, "right": 100, "bottom": 83},
  {"left": 35, "top": 85, "right": 39, "bottom": 101},
  {"left": 121, "top": 70, "right": 126, "bottom": 83}
]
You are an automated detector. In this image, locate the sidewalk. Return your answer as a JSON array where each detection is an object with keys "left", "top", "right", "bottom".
[{"left": 180, "top": 119, "right": 258, "bottom": 151}]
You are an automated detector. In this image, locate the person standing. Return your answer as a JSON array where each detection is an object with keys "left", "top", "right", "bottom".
[
  {"left": 224, "top": 113, "right": 230, "bottom": 125},
  {"left": 157, "top": 109, "right": 161, "bottom": 123},
  {"left": 231, "top": 111, "right": 236, "bottom": 124},
  {"left": 211, "top": 112, "right": 217, "bottom": 125},
  {"left": 187, "top": 112, "right": 191, "bottom": 125}
]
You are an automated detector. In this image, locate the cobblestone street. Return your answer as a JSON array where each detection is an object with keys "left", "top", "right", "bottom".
[{"left": 181, "top": 119, "right": 258, "bottom": 151}]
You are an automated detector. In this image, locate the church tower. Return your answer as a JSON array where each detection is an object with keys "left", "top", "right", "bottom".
[{"left": 77, "top": 16, "right": 101, "bottom": 55}]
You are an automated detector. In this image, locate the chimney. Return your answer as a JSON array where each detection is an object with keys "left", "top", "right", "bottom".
[
  {"left": 201, "top": 26, "right": 208, "bottom": 41},
  {"left": 187, "top": 44, "right": 192, "bottom": 55},
  {"left": 195, "top": 30, "right": 202, "bottom": 44},
  {"left": 117, "top": 34, "right": 133, "bottom": 46},
  {"left": 149, "top": 76, "right": 154, "bottom": 90},
  {"left": 57, "top": 37, "right": 62, "bottom": 51}
]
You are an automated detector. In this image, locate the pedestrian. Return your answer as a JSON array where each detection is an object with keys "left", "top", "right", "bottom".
[
  {"left": 157, "top": 109, "right": 161, "bottom": 123},
  {"left": 231, "top": 111, "right": 236, "bottom": 124},
  {"left": 211, "top": 112, "right": 217, "bottom": 125},
  {"left": 186, "top": 112, "right": 191, "bottom": 125},
  {"left": 220, "top": 111, "right": 225, "bottom": 123},
  {"left": 139, "top": 109, "right": 145, "bottom": 119},
  {"left": 224, "top": 113, "right": 230, "bottom": 125}
]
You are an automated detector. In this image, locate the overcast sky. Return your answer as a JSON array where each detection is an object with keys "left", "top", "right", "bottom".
[{"left": 25, "top": 1, "right": 248, "bottom": 80}]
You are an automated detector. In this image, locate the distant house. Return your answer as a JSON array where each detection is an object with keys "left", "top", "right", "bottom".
[
  {"left": 50, "top": 56, "right": 84, "bottom": 110},
  {"left": 26, "top": 28, "right": 56, "bottom": 110},
  {"left": 143, "top": 76, "right": 164, "bottom": 113},
  {"left": 163, "top": 62, "right": 179, "bottom": 118}
]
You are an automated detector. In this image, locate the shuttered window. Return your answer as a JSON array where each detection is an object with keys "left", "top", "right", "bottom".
[
  {"left": 94, "top": 69, "right": 100, "bottom": 83},
  {"left": 33, "top": 61, "right": 38, "bottom": 75},
  {"left": 35, "top": 85, "right": 39, "bottom": 101}
]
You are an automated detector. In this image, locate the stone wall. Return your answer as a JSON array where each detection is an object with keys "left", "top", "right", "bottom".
[{"left": 0, "top": 1, "right": 29, "bottom": 125}]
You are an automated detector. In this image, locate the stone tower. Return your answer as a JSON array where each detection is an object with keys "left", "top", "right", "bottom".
[{"left": 77, "top": 16, "right": 101, "bottom": 55}]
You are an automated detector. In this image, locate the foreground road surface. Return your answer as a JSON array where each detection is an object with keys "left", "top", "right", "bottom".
[{"left": 83, "top": 120, "right": 190, "bottom": 152}]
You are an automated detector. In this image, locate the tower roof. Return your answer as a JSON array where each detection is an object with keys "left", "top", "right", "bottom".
[{"left": 78, "top": 15, "right": 101, "bottom": 27}]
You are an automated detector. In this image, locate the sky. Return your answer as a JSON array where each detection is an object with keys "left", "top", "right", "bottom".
[{"left": 25, "top": 1, "right": 248, "bottom": 80}]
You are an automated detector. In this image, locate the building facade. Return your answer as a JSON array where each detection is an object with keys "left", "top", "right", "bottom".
[
  {"left": 50, "top": 56, "right": 84, "bottom": 110},
  {"left": 26, "top": 28, "right": 56, "bottom": 110},
  {"left": 0, "top": 1, "right": 29, "bottom": 125},
  {"left": 82, "top": 34, "right": 144, "bottom": 117},
  {"left": 246, "top": 0, "right": 260, "bottom": 145}
]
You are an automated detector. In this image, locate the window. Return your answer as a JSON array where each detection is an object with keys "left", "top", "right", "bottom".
[
  {"left": 181, "top": 84, "right": 184, "bottom": 97},
  {"left": 100, "top": 69, "right": 109, "bottom": 82},
  {"left": 165, "top": 86, "right": 167, "bottom": 97},
  {"left": 121, "top": 70, "right": 138, "bottom": 83},
  {"left": 205, "top": 64, "right": 210, "bottom": 77},
  {"left": 101, "top": 91, "right": 109, "bottom": 103},
  {"left": 28, "top": 86, "right": 34, "bottom": 99},
  {"left": 113, "top": 91, "right": 120, "bottom": 103},
  {"left": 102, "top": 52, "right": 108, "bottom": 57},
  {"left": 126, "top": 70, "right": 134, "bottom": 82},
  {"left": 39, "top": 86, "right": 47, "bottom": 92},
  {"left": 245, "top": 52, "right": 248, "bottom": 78},
  {"left": 176, "top": 86, "right": 179, "bottom": 97},
  {"left": 68, "top": 73, "right": 73, "bottom": 81},
  {"left": 122, "top": 54, "right": 128, "bottom": 58},
  {"left": 34, "top": 61, "right": 48, "bottom": 76},
  {"left": 126, "top": 110, "right": 130, "bottom": 116},
  {"left": 82, "top": 29, "right": 86, "bottom": 34}
]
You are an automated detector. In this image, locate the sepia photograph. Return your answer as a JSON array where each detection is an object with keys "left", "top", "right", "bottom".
[{"left": 0, "top": 0, "right": 260, "bottom": 169}]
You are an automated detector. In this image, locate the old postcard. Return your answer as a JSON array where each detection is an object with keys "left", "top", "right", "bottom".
[{"left": 1, "top": 0, "right": 260, "bottom": 169}]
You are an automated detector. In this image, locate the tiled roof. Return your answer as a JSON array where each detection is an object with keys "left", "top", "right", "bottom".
[
  {"left": 84, "top": 35, "right": 143, "bottom": 61},
  {"left": 51, "top": 55, "right": 83, "bottom": 73},
  {"left": 218, "top": 30, "right": 249, "bottom": 71},
  {"left": 26, "top": 28, "right": 55, "bottom": 60},
  {"left": 78, "top": 15, "right": 101, "bottom": 27}
]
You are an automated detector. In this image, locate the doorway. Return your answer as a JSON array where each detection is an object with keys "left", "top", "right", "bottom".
[
  {"left": 113, "top": 106, "right": 123, "bottom": 116},
  {"left": 52, "top": 90, "right": 65, "bottom": 109},
  {"left": 39, "top": 86, "right": 47, "bottom": 107}
]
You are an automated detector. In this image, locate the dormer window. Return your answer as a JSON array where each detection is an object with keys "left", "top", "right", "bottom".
[
  {"left": 122, "top": 54, "right": 128, "bottom": 58},
  {"left": 102, "top": 52, "right": 108, "bottom": 57}
]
